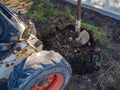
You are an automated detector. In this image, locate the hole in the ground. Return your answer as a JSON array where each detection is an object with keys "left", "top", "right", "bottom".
[{"left": 43, "top": 25, "right": 101, "bottom": 74}]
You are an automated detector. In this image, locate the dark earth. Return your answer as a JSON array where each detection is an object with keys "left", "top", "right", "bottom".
[
  {"left": 42, "top": 25, "right": 101, "bottom": 74},
  {"left": 0, "top": 0, "right": 120, "bottom": 90}
]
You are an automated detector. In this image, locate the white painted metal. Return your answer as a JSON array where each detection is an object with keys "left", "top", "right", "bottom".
[
  {"left": 0, "top": 35, "right": 43, "bottom": 80},
  {"left": 0, "top": 62, "right": 14, "bottom": 79},
  {"left": 75, "top": 19, "right": 81, "bottom": 32},
  {"left": 28, "top": 34, "right": 43, "bottom": 52}
]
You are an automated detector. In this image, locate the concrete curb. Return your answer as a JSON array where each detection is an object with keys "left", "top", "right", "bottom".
[{"left": 66, "top": 0, "right": 120, "bottom": 20}]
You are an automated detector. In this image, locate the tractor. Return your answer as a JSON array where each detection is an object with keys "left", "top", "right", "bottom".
[{"left": 0, "top": 3, "right": 72, "bottom": 90}]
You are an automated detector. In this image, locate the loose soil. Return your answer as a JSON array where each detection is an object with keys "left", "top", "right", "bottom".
[
  {"left": 0, "top": 0, "right": 120, "bottom": 90},
  {"left": 50, "top": 1, "right": 120, "bottom": 90},
  {"left": 42, "top": 26, "right": 101, "bottom": 74}
]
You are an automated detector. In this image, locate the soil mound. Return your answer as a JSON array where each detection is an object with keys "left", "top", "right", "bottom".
[{"left": 43, "top": 25, "right": 101, "bottom": 74}]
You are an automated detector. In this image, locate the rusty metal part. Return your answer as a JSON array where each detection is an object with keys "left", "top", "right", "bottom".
[
  {"left": 75, "top": 0, "right": 81, "bottom": 32},
  {"left": 21, "top": 20, "right": 37, "bottom": 40},
  {"left": 0, "top": 35, "right": 43, "bottom": 80},
  {"left": 77, "top": 0, "right": 81, "bottom": 20},
  {"left": 0, "top": 3, "right": 43, "bottom": 80},
  {"left": 27, "top": 35, "right": 43, "bottom": 52}
]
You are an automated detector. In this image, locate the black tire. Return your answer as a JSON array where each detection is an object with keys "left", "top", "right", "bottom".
[{"left": 8, "top": 50, "right": 72, "bottom": 90}]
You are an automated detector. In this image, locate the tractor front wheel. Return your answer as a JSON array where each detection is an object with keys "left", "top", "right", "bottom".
[{"left": 8, "top": 50, "right": 72, "bottom": 90}]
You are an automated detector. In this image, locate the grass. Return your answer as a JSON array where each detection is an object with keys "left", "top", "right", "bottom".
[
  {"left": 82, "top": 22, "right": 108, "bottom": 44},
  {"left": 26, "top": 0, "right": 75, "bottom": 23},
  {"left": 26, "top": 0, "right": 108, "bottom": 44},
  {"left": 26, "top": 0, "right": 76, "bottom": 38},
  {"left": 0, "top": 0, "right": 109, "bottom": 44}
]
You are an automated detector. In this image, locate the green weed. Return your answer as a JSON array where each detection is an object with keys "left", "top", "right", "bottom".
[
  {"left": 26, "top": 0, "right": 108, "bottom": 45},
  {"left": 82, "top": 23, "right": 108, "bottom": 44}
]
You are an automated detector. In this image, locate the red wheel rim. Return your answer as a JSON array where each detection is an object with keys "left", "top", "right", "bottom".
[{"left": 31, "top": 74, "right": 64, "bottom": 90}]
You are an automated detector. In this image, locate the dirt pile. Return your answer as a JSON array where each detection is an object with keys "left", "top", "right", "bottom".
[{"left": 42, "top": 25, "right": 101, "bottom": 74}]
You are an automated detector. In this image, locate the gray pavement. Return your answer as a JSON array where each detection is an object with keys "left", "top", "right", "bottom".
[{"left": 66, "top": 0, "right": 120, "bottom": 20}]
